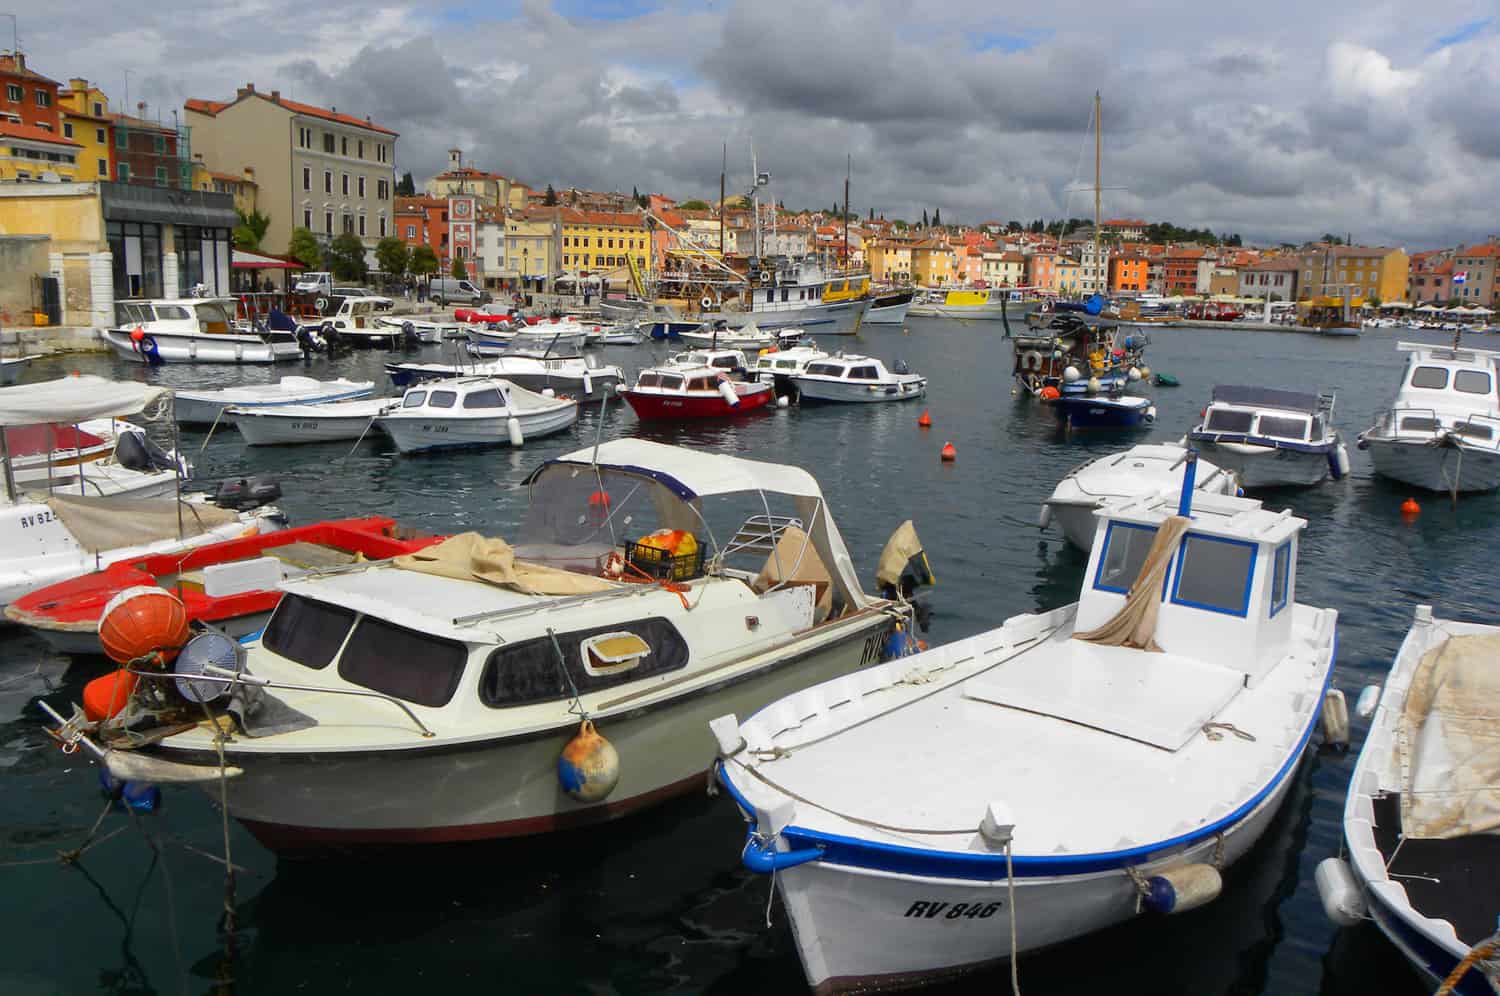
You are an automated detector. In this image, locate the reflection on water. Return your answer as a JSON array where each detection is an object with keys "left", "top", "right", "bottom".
[{"left": 2, "top": 321, "right": 1481, "bottom": 994}]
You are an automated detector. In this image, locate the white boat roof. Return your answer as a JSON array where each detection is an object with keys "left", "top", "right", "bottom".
[
  {"left": 0, "top": 375, "right": 170, "bottom": 427},
  {"left": 540, "top": 438, "right": 828, "bottom": 502},
  {"left": 278, "top": 562, "right": 539, "bottom": 640},
  {"left": 178, "top": 377, "right": 371, "bottom": 402},
  {"left": 1102, "top": 488, "right": 1305, "bottom": 545},
  {"left": 119, "top": 297, "right": 235, "bottom": 308},
  {"left": 1049, "top": 444, "right": 1229, "bottom": 505},
  {"left": 1397, "top": 340, "right": 1500, "bottom": 362}
]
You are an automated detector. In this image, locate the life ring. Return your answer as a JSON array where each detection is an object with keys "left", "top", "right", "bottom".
[
  {"left": 700, "top": 296, "right": 714, "bottom": 311},
  {"left": 314, "top": 296, "right": 328, "bottom": 313},
  {"left": 1021, "top": 350, "right": 1043, "bottom": 371}
]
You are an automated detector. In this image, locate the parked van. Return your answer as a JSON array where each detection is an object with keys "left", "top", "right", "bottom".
[
  {"left": 429, "top": 278, "right": 491, "bottom": 306},
  {"left": 294, "top": 271, "right": 334, "bottom": 296}
]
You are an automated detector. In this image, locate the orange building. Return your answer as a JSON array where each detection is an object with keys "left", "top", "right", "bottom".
[
  {"left": 1028, "top": 252, "right": 1057, "bottom": 292},
  {"left": 0, "top": 53, "right": 61, "bottom": 132},
  {"left": 395, "top": 195, "right": 448, "bottom": 260},
  {"left": 1110, "top": 254, "right": 1148, "bottom": 293}
]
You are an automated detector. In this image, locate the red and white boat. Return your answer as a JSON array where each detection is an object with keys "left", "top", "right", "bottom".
[
  {"left": 4, "top": 516, "right": 442, "bottom": 655},
  {"left": 621, "top": 364, "right": 774, "bottom": 420}
]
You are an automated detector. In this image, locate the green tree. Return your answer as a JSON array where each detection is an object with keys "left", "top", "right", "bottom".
[
  {"left": 409, "top": 245, "right": 439, "bottom": 277},
  {"left": 375, "top": 236, "right": 409, "bottom": 279},
  {"left": 287, "top": 227, "right": 322, "bottom": 269},
  {"left": 868, "top": 207, "right": 874, "bottom": 221},
  {"left": 451, "top": 255, "right": 468, "bottom": 279},
  {"left": 932, "top": 208, "right": 941, "bottom": 227},
  {"left": 396, "top": 172, "right": 415, "bottom": 196},
  {"left": 233, "top": 208, "right": 271, "bottom": 251},
  {"left": 678, "top": 199, "right": 710, "bottom": 211},
  {"left": 544, "top": 184, "right": 558, "bottom": 206},
  {"left": 921, "top": 209, "right": 929, "bottom": 228},
  {"left": 731, "top": 195, "right": 752, "bottom": 210},
  {"left": 325, "top": 233, "right": 368, "bottom": 282}
]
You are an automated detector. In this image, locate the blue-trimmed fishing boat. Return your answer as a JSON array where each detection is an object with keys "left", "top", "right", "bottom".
[
  {"left": 712, "top": 458, "right": 1338, "bottom": 994},
  {"left": 1045, "top": 391, "right": 1155, "bottom": 429},
  {"left": 1187, "top": 385, "right": 1349, "bottom": 488}
]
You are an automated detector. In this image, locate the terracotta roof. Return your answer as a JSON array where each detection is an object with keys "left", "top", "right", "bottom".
[
  {"left": 656, "top": 210, "right": 685, "bottom": 227},
  {"left": 206, "top": 170, "right": 252, "bottom": 184},
  {"left": 1433, "top": 261, "right": 1455, "bottom": 274},
  {"left": 185, "top": 90, "right": 397, "bottom": 137},
  {"left": 1102, "top": 218, "right": 1147, "bottom": 227},
  {"left": 434, "top": 166, "right": 508, "bottom": 182},
  {"left": 395, "top": 196, "right": 445, "bottom": 212},
  {"left": 559, "top": 208, "right": 646, "bottom": 228},
  {"left": 1459, "top": 244, "right": 1500, "bottom": 258},
  {"left": 0, "top": 55, "right": 59, "bottom": 86},
  {"left": 0, "top": 121, "right": 81, "bottom": 147},
  {"left": 1245, "top": 257, "right": 1299, "bottom": 271},
  {"left": 110, "top": 113, "right": 175, "bottom": 134}
]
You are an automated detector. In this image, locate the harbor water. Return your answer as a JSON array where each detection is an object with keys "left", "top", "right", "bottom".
[{"left": 1, "top": 318, "right": 1488, "bottom": 995}]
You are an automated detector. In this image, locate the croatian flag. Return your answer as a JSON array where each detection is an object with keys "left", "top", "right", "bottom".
[{"left": 1453, "top": 270, "right": 1468, "bottom": 285}]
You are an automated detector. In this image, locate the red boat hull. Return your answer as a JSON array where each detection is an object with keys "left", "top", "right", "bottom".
[
  {"left": 622, "top": 384, "right": 774, "bottom": 420},
  {"left": 5, "top": 517, "right": 442, "bottom": 651}
]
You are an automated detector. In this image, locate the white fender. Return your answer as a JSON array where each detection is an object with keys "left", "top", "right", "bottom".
[
  {"left": 507, "top": 417, "right": 525, "bottom": 446},
  {"left": 582, "top": 372, "right": 593, "bottom": 396},
  {"left": 1038, "top": 504, "right": 1052, "bottom": 529},
  {"left": 1355, "top": 684, "right": 1381, "bottom": 719},
  {"left": 718, "top": 380, "right": 740, "bottom": 407},
  {"left": 1322, "top": 688, "right": 1350, "bottom": 747},
  {"left": 1314, "top": 857, "right": 1366, "bottom": 927}
]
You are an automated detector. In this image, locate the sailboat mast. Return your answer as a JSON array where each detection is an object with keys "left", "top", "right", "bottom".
[
  {"left": 843, "top": 154, "right": 850, "bottom": 269},
  {"left": 719, "top": 143, "right": 726, "bottom": 260},
  {"left": 1093, "top": 91, "right": 1102, "bottom": 294}
]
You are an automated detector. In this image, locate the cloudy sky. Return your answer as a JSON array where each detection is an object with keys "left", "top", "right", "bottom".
[{"left": 18, "top": 1, "right": 1500, "bottom": 247}]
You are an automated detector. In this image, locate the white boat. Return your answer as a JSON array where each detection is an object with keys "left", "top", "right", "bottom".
[
  {"left": 467, "top": 321, "right": 589, "bottom": 355},
  {"left": 676, "top": 321, "right": 801, "bottom": 351},
  {"left": 1316, "top": 604, "right": 1500, "bottom": 995},
  {"left": 56, "top": 439, "right": 923, "bottom": 853},
  {"left": 1041, "top": 443, "right": 1238, "bottom": 550},
  {"left": 385, "top": 353, "right": 624, "bottom": 402},
  {"left": 6, "top": 417, "right": 188, "bottom": 495},
  {"left": 1357, "top": 341, "right": 1500, "bottom": 494},
  {"left": 791, "top": 353, "right": 927, "bottom": 404},
  {"left": 303, "top": 297, "right": 404, "bottom": 347},
  {"left": 174, "top": 376, "right": 375, "bottom": 425},
  {"left": 0, "top": 375, "right": 281, "bottom": 608},
  {"left": 749, "top": 344, "right": 832, "bottom": 400},
  {"left": 1188, "top": 386, "right": 1350, "bottom": 488},
  {"left": 101, "top": 298, "right": 302, "bottom": 365},
  {"left": 714, "top": 465, "right": 1338, "bottom": 993},
  {"left": 862, "top": 289, "right": 914, "bottom": 325},
  {"left": 665, "top": 348, "right": 751, "bottom": 377},
  {"left": 0, "top": 354, "right": 39, "bottom": 386},
  {"left": 231, "top": 398, "right": 398, "bottom": 446},
  {"left": 908, "top": 286, "right": 1025, "bottom": 320},
  {"left": 375, "top": 315, "right": 465, "bottom": 344},
  {"left": 598, "top": 322, "right": 645, "bottom": 345},
  {"left": 376, "top": 377, "right": 579, "bottom": 453}
]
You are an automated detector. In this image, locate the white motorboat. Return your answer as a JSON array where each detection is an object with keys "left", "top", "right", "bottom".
[
  {"left": 375, "top": 315, "right": 465, "bottom": 344},
  {"left": 676, "top": 321, "right": 801, "bottom": 351},
  {"left": 0, "top": 354, "right": 39, "bottom": 386},
  {"left": 749, "top": 344, "right": 832, "bottom": 400},
  {"left": 862, "top": 289, "right": 914, "bottom": 325},
  {"left": 1187, "top": 386, "right": 1350, "bottom": 488},
  {"left": 303, "top": 297, "right": 405, "bottom": 348},
  {"left": 665, "top": 348, "right": 751, "bottom": 377},
  {"left": 1358, "top": 341, "right": 1500, "bottom": 494},
  {"left": 385, "top": 352, "right": 624, "bottom": 403},
  {"left": 908, "top": 286, "right": 1023, "bottom": 320},
  {"left": 791, "top": 353, "right": 927, "bottom": 404},
  {"left": 100, "top": 298, "right": 302, "bottom": 365},
  {"left": 1316, "top": 605, "right": 1500, "bottom": 995},
  {"left": 174, "top": 376, "right": 375, "bottom": 425},
  {"left": 598, "top": 322, "right": 645, "bottom": 345},
  {"left": 714, "top": 462, "right": 1338, "bottom": 993},
  {"left": 467, "top": 321, "right": 589, "bottom": 355},
  {"left": 376, "top": 377, "right": 578, "bottom": 453},
  {"left": 232, "top": 398, "right": 398, "bottom": 446},
  {"left": 1041, "top": 443, "right": 1238, "bottom": 550},
  {"left": 49, "top": 439, "right": 923, "bottom": 853},
  {"left": 6, "top": 418, "right": 188, "bottom": 496},
  {"left": 0, "top": 376, "right": 281, "bottom": 608}
]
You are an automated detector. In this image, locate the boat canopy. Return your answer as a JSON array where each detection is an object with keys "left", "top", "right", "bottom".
[
  {"left": 536, "top": 439, "right": 828, "bottom": 503},
  {"left": 1210, "top": 385, "right": 1321, "bottom": 414},
  {"left": 0, "top": 375, "right": 170, "bottom": 427}
]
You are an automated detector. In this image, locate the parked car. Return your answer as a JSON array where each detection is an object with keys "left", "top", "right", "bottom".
[
  {"left": 334, "top": 287, "right": 395, "bottom": 311},
  {"left": 429, "top": 278, "right": 492, "bottom": 306},
  {"left": 294, "top": 271, "right": 334, "bottom": 296}
]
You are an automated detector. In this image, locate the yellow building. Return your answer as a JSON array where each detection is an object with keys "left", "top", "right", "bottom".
[
  {"left": 868, "top": 239, "right": 914, "bottom": 284},
  {"left": 1298, "top": 246, "right": 1410, "bottom": 305},
  {"left": 0, "top": 122, "right": 80, "bottom": 181},
  {"left": 56, "top": 78, "right": 112, "bottom": 182},
  {"left": 559, "top": 208, "right": 650, "bottom": 289},
  {"left": 981, "top": 251, "right": 1026, "bottom": 286},
  {"left": 910, "top": 239, "right": 957, "bottom": 286},
  {"left": 1054, "top": 258, "right": 1082, "bottom": 295},
  {"left": 191, "top": 161, "right": 259, "bottom": 216},
  {"left": 504, "top": 208, "right": 562, "bottom": 287}
]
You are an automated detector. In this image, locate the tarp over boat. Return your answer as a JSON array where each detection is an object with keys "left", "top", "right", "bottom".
[
  {"left": 393, "top": 532, "right": 616, "bottom": 596},
  {"left": 46, "top": 494, "right": 242, "bottom": 553},
  {"left": 1402, "top": 631, "right": 1500, "bottom": 839},
  {"left": 0, "top": 375, "right": 170, "bottom": 427}
]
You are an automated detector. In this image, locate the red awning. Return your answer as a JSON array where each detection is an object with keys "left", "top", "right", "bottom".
[{"left": 233, "top": 249, "right": 303, "bottom": 270}]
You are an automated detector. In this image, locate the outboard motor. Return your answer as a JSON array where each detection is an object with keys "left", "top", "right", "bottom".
[
  {"left": 115, "top": 427, "right": 192, "bottom": 478},
  {"left": 893, "top": 358, "right": 911, "bottom": 375},
  {"left": 401, "top": 321, "right": 420, "bottom": 350},
  {"left": 210, "top": 475, "right": 282, "bottom": 511}
]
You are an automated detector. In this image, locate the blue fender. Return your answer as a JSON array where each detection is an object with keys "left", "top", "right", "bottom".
[{"left": 742, "top": 835, "right": 824, "bottom": 874}]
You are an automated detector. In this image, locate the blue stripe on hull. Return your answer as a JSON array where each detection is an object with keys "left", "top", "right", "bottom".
[{"left": 1366, "top": 891, "right": 1487, "bottom": 995}]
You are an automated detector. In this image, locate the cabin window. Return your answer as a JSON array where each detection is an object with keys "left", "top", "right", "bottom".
[
  {"left": 428, "top": 390, "right": 457, "bottom": 409},
  {"left": 1410, "top": 367, "right": 1448, "bottom": 390},
  {"left": 463, "top": 388, "right": 504, "bottom": 409},
  {"left": 1311, "top": 415, "right": 1326, "bottom": 439},
  {"left": 1399, "top": 416, "right": 1438, "bottom": 432},
  {"left": 1455, "top": 370, "right": 1492, "bottom": 395},
  {"left": 338, "top": 616, "right": 466, "bottom": 708},
  {"left": 1204, "top": 409, "right": 1253, "bottom": 433},
  {"left": 262, "top": 595, "right": 356, "bottom": 670},
  {"left": 403, "top": 390, "right": 428, "bottom": 408},
  {"left": 713, "top": 357, "right": 737, "bottom": 369},
  {"left": 1454, "top": 422, "right": 1494, "bottom": 441},
  {"left": 660, "top": 374, "right": 684, "bottom": 390},
  {"left": 636, "top": 372, "right": 661, "bottom": 388},
  {"left": 776, "top": 359, "right": 797, "bottom": 370},
  {"left": 848, "top": 366, "right": 879, "bottom": 380},
  {"left": 1257, "top": 415, "right": 1308, "bottom": 441},
  {"left": 1093, "top": 521, "right": 1158, "bottom": 594},
  {"left": 478, "top": 618, "right": 689, "bottom": 707},
  {"left": 688, "top": 377, "right": 714, "bottom": 391},
  {"left": 1270, "top": 542, "right": 1290, "bottom": 617},
  {"left": 805, "top": 362, "right": 843, "bottom": 376},
  {"left": 1171, "top": 534, "right": 1257, "bottom": 617},
  {"left": 155, "top": 305, "right": 191, "bottom": 320}
]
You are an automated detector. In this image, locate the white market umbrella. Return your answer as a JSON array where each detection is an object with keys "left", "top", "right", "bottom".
[
  {"left": 1384, "top": 301, "right": 1412, "bottom": 310},
  {"left": 1471, "top": 306, "right": 1494, "bottom": 316},
  {"left": 1416, "top": 304, "right": 1440, "bottom": 313}
]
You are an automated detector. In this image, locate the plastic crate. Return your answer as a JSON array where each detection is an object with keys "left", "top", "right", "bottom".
[{"left": 624, "top": 538, "right": 705, "bottom": 582}]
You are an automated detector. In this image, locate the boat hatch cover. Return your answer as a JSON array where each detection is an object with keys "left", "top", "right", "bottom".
[
  {"left": 963, "top": 641, "right": 1243, "bottom": 751},
  {"left": 1209, "top": 385, "right": 1321, "bottom": 413}
]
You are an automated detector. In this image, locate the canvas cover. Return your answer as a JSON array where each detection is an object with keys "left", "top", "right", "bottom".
[
  {"left": 46, "top": 494, "right": 241, "bottom": 553},
  {"left": 875, "top": 520, "right": 932, "bottom": 590},
  {"left": 0, "top": 376, "right": 169, "bottom": 427},
  {"left": 1402, "top": 632, "right": 1500, "bottom": 839},
  {"left": 393, "top": 532, "right": 615, "bottom": 596},
  {"left": 1075, "top": 515, "right": 1191, "bottom": 651},
  {"left": 753, "top": 526, "right": 833, "bottom": 622}
]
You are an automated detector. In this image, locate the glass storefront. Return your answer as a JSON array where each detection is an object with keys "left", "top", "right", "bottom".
[
  {"left": 107, "top": 220, "right": 163, "bottom": 299},
  {"left": 174, "top": 225, "right": 231, "bottom": 296}
]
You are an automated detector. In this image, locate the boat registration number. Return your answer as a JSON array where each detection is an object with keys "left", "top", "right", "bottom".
[
  {"left": 18, "top": 510, "right": 57, "bottom": 528},
  {"left": 857, "top": 626, "right": 895, "bottom": 667},
  {"left": 902, "top": 901, "right": 1003, "bottom": 920},
  {"left": 420, "top": 425, "right": 450, "bottom": 432}
]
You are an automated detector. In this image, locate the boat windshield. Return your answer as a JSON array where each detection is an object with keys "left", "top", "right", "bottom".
[
  {"left": 1257, "top": 414, "right": 1308, "bottom": 441},
  {"left": 1204, "top": 409, "right": 1254, "bottom": 433},
  {"left": 194, "top": 301, "right": 234, "bottom": 334},
  {"left": 518, "top": 464, "right": 703, "bottom": 569}
]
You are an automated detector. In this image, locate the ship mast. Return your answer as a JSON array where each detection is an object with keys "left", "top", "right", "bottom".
[
  {"left": 1093, "top": 91, "right": 1101, "bottom": 295},
  {"left": 843, "top": 154, "right": 850, "bottom": 270}
]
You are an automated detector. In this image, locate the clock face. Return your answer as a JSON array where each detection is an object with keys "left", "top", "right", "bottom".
[{"left": 454, "top": 200, "right": 470, "bottom": 217}]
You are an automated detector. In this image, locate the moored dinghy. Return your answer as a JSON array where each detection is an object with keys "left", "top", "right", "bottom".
[
  {"left": 713, "top": 456, "right": 1338, "bottom": 994},
  {"left": 790, "top": 354, "right": 927, "bottom": 404},
  {"left": 231, "top": 398, "right": 398, "bottom": 446},
  {"left": 34, "top": 440, "right": 927, "bottom": 852},
  {"left": 174, "top": 376, "right": 375, "bottom": 425},
  {"left": 1042, "top": 443, "right": 1238, "bottom": 550}
]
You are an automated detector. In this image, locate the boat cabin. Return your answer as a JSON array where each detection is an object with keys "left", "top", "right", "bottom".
[
  {"left": 114, "top": 298, "right": 239, "bottom": 335},
  {"left": 1194, "top": 385, "right": 1334, "bottom": 447},
  {"left": 397, "top": 377, "right": 519, "bottom": 412},
  {"left": 801, "top": 355, "right": 893, "bottom": 382},
  {"left": 1075, "top": 490, "right": 1305, "bottom": 686},
  {"left": 633, "top": 366, "right": 725, "bottom": 394},
  {"left": 667, "top": 350, "right": 747, "bottom": 373},
  {"left": 754, "top": 346, "right": 829, "bottom": 377},
  {"left": 1391, "top": 343, "right": 1500, "bottom": 416}
]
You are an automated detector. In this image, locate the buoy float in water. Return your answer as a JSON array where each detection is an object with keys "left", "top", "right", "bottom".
[
  {"left": 558, "top": 719, "right": 620, "bottom": 803},
  {"left": 917, "top": 409, "right": 932, "bottom": 428},
  {"left": 776, "top": 394, "right": 790, "bottom": 409},
  {"left": 1400, "top": 498, "right": 1420, "bottom": 520},
  {"left": 1039, "top": 386, "right": 1061, "bottom": 400},
  {"left": 940, "top": 442, "right": 956, "bottom": 462},
  {"left": 98, "top": 587, "right": 189, "bottom": 665},
  {"left": 130, "top": 327, "right": 145, "bottom": 343}
]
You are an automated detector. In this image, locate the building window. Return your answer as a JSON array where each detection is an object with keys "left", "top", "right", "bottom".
[
  {"left": 303, "top": 209, "right": 312, "bottom": 229},
  {"left": 116, "top": 129, "right": 127, "bottom": 149},
  {"left": 343, "top": 214, "right": 353, "bottom": 234},
  {"left": 379, "top": 217, "right": 386, "bottom": 237},
  {"left": 323, "top": 133, "right": 335, "bottom": 154},
  {"left": 325, "top": 211, "right": 333, "bottom": 234},
  {"left": 93, "top": 101, "right": 102, "bottom": 117},
  {"left": 155, "top": 166, "right": 167, "bottom": 186},
  {"left": 377, "top": 179, "right": 388, "bottom": 200},
  {"left": 341, "top": 136, "right": 348, "bottom": 156},
  {"left": 117, "top": 162, "right": 130, "bottom": 181},
  {"left": 406, "top": 224, "right": 416, "bottom": 239},
  {"left": 358, "top": 215, "right": 366, "bottom": 236},
  {"left": 95, "top": 127, "right": 105, "bottom": 144},
  {"left": 357, "top": 176, "right": 365, "bottom": 198},
  {"left": 34, "top": 90, "right": 50, "bottom": 107},
  {"left": 298, "top": 127, "right": 311, "bottom": 149},
  {"left": 153, "top": 134, "right": 166, "bottom": 153},
  {"left": 97, "top": 157, "right": 107, "bottom": 176},
  {"left": 342, "top": 173, "right": 349, "bottom": 196},
  {"left": 62, "top": 121, "right": 73, "bottom": 138},
  {"left": 324, "top": 170, "right": 332, "bottom": 193},
  {"left": 357, "top": 140, "right": 364, "bottom": 159},
  {"left": 302, "top": 166, "right": 311, "bottom": 190}
]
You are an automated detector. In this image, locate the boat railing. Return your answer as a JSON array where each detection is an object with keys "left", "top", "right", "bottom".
[{"left": 1369, "top": 408, "right": 1500, "bottom": 451}]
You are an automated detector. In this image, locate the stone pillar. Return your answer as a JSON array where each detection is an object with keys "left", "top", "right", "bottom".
[{"left": 90, "top": 250, "right": 115, "bottom": 328}]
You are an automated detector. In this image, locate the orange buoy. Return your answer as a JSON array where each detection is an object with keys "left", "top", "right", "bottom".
[
  {"left": 98, "top": 587, "right": 189, "bottom": 665},
  {"left": 1039, "top": 386, "right": 1061, "bottom": 400},
  {"left": 130, "top": 326, "right": 145, "bottom": 343},
  {"left": 940, "top": 442, "right": 957, "bottom": 462},
  {"left": 918, "top": 409, "right": 932, "bottom": 428},
  {"left": 1400, "top": 498, "right": 1421, "bottom": 520},
  {"left": 82, "top": 671, "right": 138, "bottom": 722}
]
